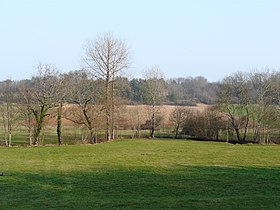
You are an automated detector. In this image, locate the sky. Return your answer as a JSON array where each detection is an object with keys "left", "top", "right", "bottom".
[{"left": 0, "top": 0, "right": 280, "bottom": 82}]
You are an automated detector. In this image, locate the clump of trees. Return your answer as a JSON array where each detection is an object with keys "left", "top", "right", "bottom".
[
  {"left": 181, "top": 107, "right": 227, "bottom": 141},
  {"left": 169, "top": 106, "right": 190, "bottom": 138},
  {"left": 217, "top": 70, "right": 280, "bottom": 143},
  {"left": 179, "top": 70, "right": 280, "bottom": 144}
]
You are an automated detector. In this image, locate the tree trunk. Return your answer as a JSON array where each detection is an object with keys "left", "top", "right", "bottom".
[
  {"left": 4, "top": 132, "right": 8, "bottom": 147},
  {"left": 106, "top": 110, "right": 111, "bottom": 141},
  {"left": 111, "top": 74, "right": 115, "bottom": 140},
  {"left": 241, "top": 106, "right": 250, "bottom": 143},
  {"left": 105, "top": 76, "right": 111, "bottom": 141},
  {"left": 234, "top": 126, "right": 241, "bottom": 143},
  {"left": 8, "top": 132, "right": 11, "bottom": 147},
  {"left": 33, "top": 109, "right": 45, "bottom": 145},
  {"left": 7, "top": 102, "right": 12, "bottom": 147},
  {"left": 89, "top": 130, "right": 94, "bottom": 144},
  {"left": 57, "top": 102, "right": 63, "bottom": 145},
  {"left": 33, "top": 124, "right": 40, "bottom": 145},
  {"left": 28, "top": 113, "right": 32, "bottom": 146},
  {"left": 29, "top": 129, "right": 32, "bottom": 146},
  {"left": 94, "top": 130, "right": 98, "bottom": 143},
  {"left": 150, "top": 105, "right": 155, "bottom": 138},
  {"left": 175, "top": 123, "right": 180, "bottom": 138},
  {"left": 226, "top": 127, "right": 229, "bottom": 143}
]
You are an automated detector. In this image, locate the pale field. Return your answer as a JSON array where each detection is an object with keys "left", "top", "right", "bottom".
[
  {"left": 45, "top": 103, "right": 210, "bottom": 128},
  {"left": 125, "top": 103, "right": 209, "bottom": 128}
]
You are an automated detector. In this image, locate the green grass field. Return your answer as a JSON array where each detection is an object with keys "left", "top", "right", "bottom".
[{"left": 0, "top": 139, "right": 279, "bottom": 209}]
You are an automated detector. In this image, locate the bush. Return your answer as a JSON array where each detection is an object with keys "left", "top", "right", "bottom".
[{"left": 181, "top": 108, "right": 227, "bottom": 140}]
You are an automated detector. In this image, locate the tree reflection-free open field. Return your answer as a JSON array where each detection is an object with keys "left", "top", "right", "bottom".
[{"left": 0, "top": 139, "right": 279, "bottom": 209}]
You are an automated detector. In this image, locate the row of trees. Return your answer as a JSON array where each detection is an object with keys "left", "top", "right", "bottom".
[
  {"left": 0, "top": 72, "right": 219, "bottom": 145},
  {"left": 0, "top": 33, "right": 279, "bottom": 146},
  {"left": 0, "top": 69, "right": 167, "bottom": 145},
  {"left": 1, "top": 68, "right": 280, "bottom": 145}
]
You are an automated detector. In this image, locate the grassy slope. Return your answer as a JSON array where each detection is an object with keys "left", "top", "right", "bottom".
[{"left": 0, "top": 139, "right": 279, "bottom": 209}]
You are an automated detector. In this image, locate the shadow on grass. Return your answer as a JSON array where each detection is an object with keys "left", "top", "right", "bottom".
[{"left": 1, "top": 166, "right": 279, "bottom": 209}]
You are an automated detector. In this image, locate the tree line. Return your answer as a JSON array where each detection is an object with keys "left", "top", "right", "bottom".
[{"left": 0, "top": 34, "right": 280, "bottom": 146}]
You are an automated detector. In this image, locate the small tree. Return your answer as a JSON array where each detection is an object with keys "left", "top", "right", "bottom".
[
  {"left": 169, "top": 106, "right": 190, "bottom": 138},
  {"left": 20, "top": 63, "right": 59, "bottom": 145},
  {"left": 63, "top": 70, "right": 103, "bottom": 144},
  {"left": 249, "top": 70, "right": 274, "bottom": 143},
  {"left": 17, "top": 80, "right": 35, "bottom": 145},
  {"left": 217, "top": 72, "right": 250, "bottom": 143},
  {"left": 142, "top": 66, "right": 166, "bottom": 138},
  {"left": 127, "top": 105, "right": 144, "bottom": 138},
  {"left": 0, "top": 80, "right": 19, "bottom": 147}
]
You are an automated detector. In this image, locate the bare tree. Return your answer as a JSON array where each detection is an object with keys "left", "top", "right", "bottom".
[
  {"left": 54, "top": 72, "right": 72, "bottom": 145},
  {"left": 0, "top": 80, "right": 19, "bottom": 146},
  {"left": 63, "top": 70, "right": 103, "bottom": 144},
  {"left": 20, "top": 63, "right": 60, "bottom": 145},
  {"left": 128, "top": 105, "right": 146, "bottom": 138},
  {"left": 83, "top": 33, "right": 130, "bottom": 141},
  {"left": 217, "top": 72, "right": 250, "bottom": 143},
  {"left": 249, "top": 70, "right": 274, "bottom": 143},
  {"left": 271, "top": 71, "right": 280, "bottom": 105},
  {"left": 142, "top": 66, "right": 166, "bottom": 138},
  {"left": 169, "top": 106, "right": 190, "bottom": 138},
  {"left": 17, "top": 80, "right": 35, "bottom": 146}
]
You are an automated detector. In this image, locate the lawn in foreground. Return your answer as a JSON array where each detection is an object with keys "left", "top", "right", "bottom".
[{"left": 0, "top": 139, "right": 279, "bottom": 209}]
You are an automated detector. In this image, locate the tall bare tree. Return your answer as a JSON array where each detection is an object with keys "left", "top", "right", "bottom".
[
  {"left": 83, "top": 33, "right": 130, "bottom": 141},
  {"left": 142, "top": 66, "right": 166, "bottom": 138}
]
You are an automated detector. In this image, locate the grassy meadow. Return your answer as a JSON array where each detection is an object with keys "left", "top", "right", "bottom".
[{"left": 0, "top": 139, "right": 279, "bottom": 209}]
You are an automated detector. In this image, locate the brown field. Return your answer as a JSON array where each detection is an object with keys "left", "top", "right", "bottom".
[
  {"left": 46, "top": 103, "right": 210, "bottom": 128},
  {"left": 124, "top": 103, "right": 209, "bottom": 128}
]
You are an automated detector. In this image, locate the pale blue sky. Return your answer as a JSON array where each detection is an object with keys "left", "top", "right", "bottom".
[{"left": 1, "top": 0, "right": 279, "bottom": 81}]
